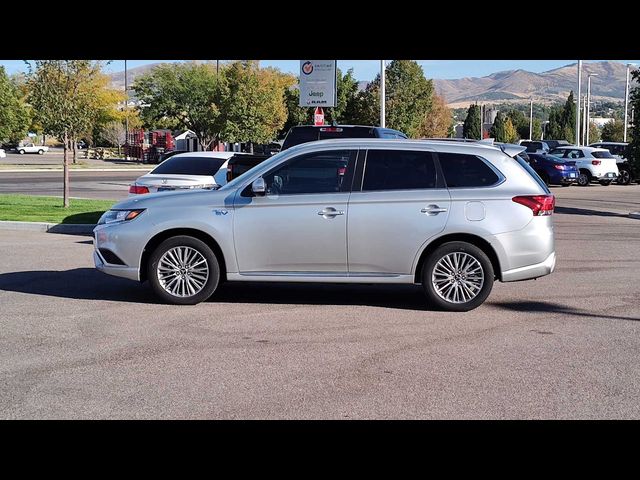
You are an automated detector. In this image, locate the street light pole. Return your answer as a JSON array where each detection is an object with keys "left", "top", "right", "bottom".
[
  {"left": 576, "top": 60, "right": 582, "bottom": 145},
  {"left": 529, "top": 98, "right": 533, "bottom": 140},
  {"left": 586, "top": 73, "right": 598, "bottom": 145},
  {"left": 624, "top": 63, "right": 635, "bottom": 142},
  {"left": 380, "top": 60, "right": 386, "bottom": 128},
  {"left": 582, "top": 95, "right": 587, "bottom": 146},
  {"left": 124, "top": 59, "right": 128, "bottom": 160}
]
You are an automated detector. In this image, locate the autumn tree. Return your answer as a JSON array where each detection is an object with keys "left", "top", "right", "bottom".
[
  {"left": 504, "top": 117, "right": 518, "bottom": 143},
  {"left": 416, "top": 94, "right": 451, "bottom": 138},
  {"left": 26, "top": 60, "right": 106, "bottom": 207}
]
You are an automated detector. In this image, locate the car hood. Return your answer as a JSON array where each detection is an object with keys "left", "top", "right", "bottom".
[{"left": 112, "top": 187, "right": 235, "bottom": 210}]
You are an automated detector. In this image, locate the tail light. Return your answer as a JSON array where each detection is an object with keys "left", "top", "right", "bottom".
[
  {"left": 129, "top": 184, "right": 149, "bottom": 194},
  {"left": 554, "top": 164, "right": 564, "bottom": 170},
  {"left": 592, "top": 160, "right": 601, "bottom": 165},
  {"left": 512, "top": 195, "right": 555, "bottom": 216}
]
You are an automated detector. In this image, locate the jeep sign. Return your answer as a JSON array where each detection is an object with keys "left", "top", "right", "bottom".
[{"left": 299, "top": 60, "right": 337, "bottom": 108}]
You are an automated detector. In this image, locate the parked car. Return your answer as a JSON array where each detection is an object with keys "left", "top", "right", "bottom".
[
  {"left": 543, "top": 140, "right": 572, "bottom": 150},
  {"left": 95, "top": 139, "right": 556, "bottom": 312},
  {"left": 77, "top": 140, "right": 87, "bottom": 149},
  {"left": 0, "top": 148, "right": 6, "bottom": 158},
  {"left": 17, "top": 143, "right": 49, "bottom": 155},
  {"left": 519, "top": 140, "right": 550, "bottom": 154},
  {"left": 128, "top": 152, "right": 236, "bottom": 195},
  {"left": 525, "top": 153, "right": 579, "bottom": 186},
  {"left": 588, "top": 142, "right": 636, "bottom": 185},
  {"left": 281, "top": 125, "right": 408, "bottom": 151},
  {"left": 548, "top": 146, "right": 619, "bottom": 186}
]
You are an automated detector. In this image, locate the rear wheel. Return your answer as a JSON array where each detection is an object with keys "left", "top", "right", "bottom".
[
  {"left": 577, "top": 171, "right": 591, "bottom": 186},
  {"left": 617, "top": 168, "right": 631, "bottom": 185},
  {"left": 599, "top": 180, "right": 612, "bottom": 186},
  {"left": 422, "top": 242, "right": 494, "bottom": 312},
  {"left": 38, "top": 149, "right": 45, "bottom": 155},
  {"left": 147, "top": 235, "right": 220, "bottom": 305},
  {"left": 18, "top": 149, "right": 25, "bottom": 155}
]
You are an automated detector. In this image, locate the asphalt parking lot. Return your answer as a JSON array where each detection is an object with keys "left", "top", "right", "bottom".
[{"left": 0, "top": 185, "right": 639, "bottom": 419}]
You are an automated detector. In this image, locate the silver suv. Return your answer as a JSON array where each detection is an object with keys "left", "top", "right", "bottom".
[{"left": 93, "top": 139, "right": 556, "bottom": 311}]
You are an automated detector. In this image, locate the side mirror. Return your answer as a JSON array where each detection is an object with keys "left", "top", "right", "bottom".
[{"left": 251, "top": 177, "right": 266, "bottom": 196}]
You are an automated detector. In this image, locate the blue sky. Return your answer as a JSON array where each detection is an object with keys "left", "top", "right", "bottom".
[{"left": 2, "top": 60, "right": 638, "bottom": 80}]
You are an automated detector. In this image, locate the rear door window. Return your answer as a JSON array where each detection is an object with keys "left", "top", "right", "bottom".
[
  {"left": 438, "top": 152, "right": 501, "bottom": 188},
  {"left": 362, "top": 150, "right": 437, "bottom": 191},
  {"left": 592, "top": 150, "right": 614, "bottom": 159}
]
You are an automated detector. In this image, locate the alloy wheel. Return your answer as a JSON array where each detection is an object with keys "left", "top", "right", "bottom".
[
  {"left": 157, "top": 246, "right": 209, "bottom": 298},
  {"left": 432, "top": 252, "right": 484, "bottom": 304}
]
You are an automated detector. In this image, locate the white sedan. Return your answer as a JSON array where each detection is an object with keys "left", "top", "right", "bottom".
[{"left": 129, "top": 151, "right": 238, "bottom": 196}]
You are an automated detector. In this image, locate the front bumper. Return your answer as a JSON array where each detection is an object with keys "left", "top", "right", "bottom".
[
  {"left": 94, "top": 250, "right": 139, "bottom": 281},
  {"left": 501, "top": 251, "right": 556, "bottom": 282}
]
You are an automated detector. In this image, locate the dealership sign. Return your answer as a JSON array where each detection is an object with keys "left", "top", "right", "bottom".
[{"left": 299, "top": 60, "right": 337, "bottom": 108}]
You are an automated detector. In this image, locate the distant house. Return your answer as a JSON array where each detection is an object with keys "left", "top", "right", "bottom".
[{"left": 174, "top": 130, "right": 227, "bottom": 152}]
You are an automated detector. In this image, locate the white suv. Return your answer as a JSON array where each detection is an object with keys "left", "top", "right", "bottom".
[{"left": 548, "top": 146, "right": 619, "bottom": 186}]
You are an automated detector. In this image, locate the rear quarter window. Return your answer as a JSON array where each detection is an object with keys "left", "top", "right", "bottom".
[{"left": 438, "top": 152, "right": 501, "bottom": 188}]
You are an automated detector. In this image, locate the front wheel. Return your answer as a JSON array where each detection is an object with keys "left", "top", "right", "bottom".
[
  {"left": 422, "top": 242, "right": 494, "bottom": 312},
  {"left": 38, "top": 149, "right": 45, "bottom": 155},
  {"left": 599, "top": 180, "right": 612, "bottom": 186},
  {"left": 577, "top": 172, "right": 590, "bottom": 186},
  {"left": 147, "top": 235, "right": 220, "bottom": 305},
  {"left": 617, "top": 169, "right": 631, "bottom": 185}
]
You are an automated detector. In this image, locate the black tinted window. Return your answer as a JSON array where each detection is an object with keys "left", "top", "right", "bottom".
[
  {"left": 592, "top": 150, "right": 614, "bottom": 159},
  {"left": 363, "top": 150, "right": 437, "bottom": 191},
  {"left": 151, "top": 156, "right": 226, "bottom": 175},
  {"left": 281, "top": 128, "right": 319, "bottom": 150},
  {"left": 264, "top": 150, "right": 353, "bottom": 195},
  {"left": 438, "top": 152, "right": 501, "bottom": 188}
]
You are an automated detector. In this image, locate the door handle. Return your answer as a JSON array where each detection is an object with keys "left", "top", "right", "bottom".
[
  {"left": 421, "top": 204, "right": 448, "bottom": 215},
  {"left": 318, "top": 207, "right": 344, "bottom": 218}
]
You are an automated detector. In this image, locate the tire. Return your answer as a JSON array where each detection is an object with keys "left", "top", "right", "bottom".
[
  {"left": 38, "top": 149, "right": 44, "bottom": 155},
  {"left": 577, "top": 171, "right": 590, "bottom": 186},
  {"left": 18, "top": 149, "right": 25, "bottom": 155},
  {"left": 147, "top": 235, "right": 220, "bottom": 305},
  {"left": 599, "top": 180, "right": 612, "bottom": 186},
  {"left": 422, "top": 241, "right": 494, "bottom": 312},
  {"left": 617, "top": 168, "right": 631, "bottom": 186}
]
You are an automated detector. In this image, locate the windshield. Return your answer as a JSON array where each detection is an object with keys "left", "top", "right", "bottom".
[{"left": 151, "top": 156, "right": 227, "bottom": 176}]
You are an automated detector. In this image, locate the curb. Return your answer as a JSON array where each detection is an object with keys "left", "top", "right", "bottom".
[
  {"left": 0, "top": 221, "right": 95, "bottom": 235},
  {"left": 630, "top": 212, "right": 640, "bottom": 220}
]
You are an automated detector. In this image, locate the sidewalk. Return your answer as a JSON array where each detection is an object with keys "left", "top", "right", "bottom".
[{"left": 0, "top": 155, "right": 153, "bottom": 171}]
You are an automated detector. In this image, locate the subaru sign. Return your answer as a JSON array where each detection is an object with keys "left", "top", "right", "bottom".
[{"left": 299, "top": 60, "right": 337, "bottom": 107}]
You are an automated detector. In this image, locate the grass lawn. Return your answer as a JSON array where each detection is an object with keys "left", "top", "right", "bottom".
[{"left": 0, "top": 194, "right": 116, "bottom": 224}]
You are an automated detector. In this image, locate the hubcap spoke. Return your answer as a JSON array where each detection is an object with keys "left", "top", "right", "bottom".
[
  {"left": 432, "top": 252, "right": 484, "bottom": 304},
  {"left": 157, "top": 246, "right": 209, "bottom": 298}
]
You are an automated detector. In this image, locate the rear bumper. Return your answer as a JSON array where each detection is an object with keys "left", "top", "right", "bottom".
[{"left": 501, "top": 251, "right": 556, "bottom": 282}]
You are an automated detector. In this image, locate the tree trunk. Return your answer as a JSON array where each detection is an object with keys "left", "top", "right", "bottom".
[
  {"left": 72, "top": 138, "right": 77, "bottom": 164},
  {"left": 63, "top": 131, "right": 70, "bottom": 208},
  {"left": 118, "top": 144, "right": 121, "bottom": 157}
]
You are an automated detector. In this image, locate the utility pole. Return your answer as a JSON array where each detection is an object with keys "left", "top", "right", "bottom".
[
  {"left": 576, "top": 60, "right": 582, "bottom": 145},
  {"left": 380, "top": 60, "right": 386, "bottom": 128},
  {"left": 582, "top": 95, "right": 587, "bottom": 146},
  {"left": 479, "top": 103, "right": 483, "bottom": 139},
  {"left": 529, "top": 99, "right": 533, "bottom": 140},
  {"left": 586, "top": 73, "right": 598, "bottom": 145},
  {"left": 124, "top": 59, "right": 128, "bottom": 160}
]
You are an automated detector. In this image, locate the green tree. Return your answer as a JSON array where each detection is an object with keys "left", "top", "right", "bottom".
[
  {"left": 546, "top": 92, "right": 576, "bottom": 142},
  {"left": 601, "top": 119, "right": 625, "bottom": 142},
  {"left": 588, "top": 121, "right": 601, "bottom": 143},
  {"left": 133, "top": 63, "right": 225, "bottom": 149},
  {"left": 355, "top": 60, "right": 434, "bottom": 137},
  {"left": 463, "top": 104, "right": 481, "bottom": 139},
  {"left": 219, "top": 61, "right": 287, "bottom": 150},
  {"left": 489, "top": 111, "right": 506, "bottom": 141},
  {"left": 506, "top": 109, "right": 529, "bottom": 140},
  {"left": 26, "top": 60, "right": 106, "bottom": 207},
  {"left": 0, "top": 67, "right": 31, "bottom": 143},
  {"left": 627, "top": 69, "right": 640, "bottom": 174}
]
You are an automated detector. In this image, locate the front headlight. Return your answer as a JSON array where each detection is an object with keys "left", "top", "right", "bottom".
[{"left": 98, "top": 209, "right": 145, "bottom": 225}]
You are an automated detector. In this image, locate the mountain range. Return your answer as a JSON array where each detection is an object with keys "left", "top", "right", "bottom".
[{"left": 108, "top": 61, "right": 630, "bottom": 107}]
